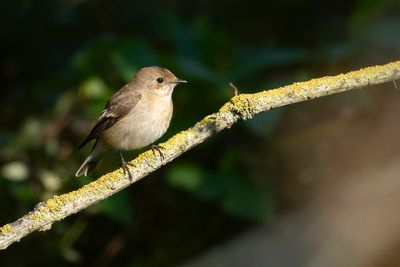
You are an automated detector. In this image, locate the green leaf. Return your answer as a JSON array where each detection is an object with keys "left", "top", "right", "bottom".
[
  {"left": 78, "top": 76, "right": 110, "bottom": 100},
  {"left": 166, "top": 163, "right": 203, "bottom": 191},
  {"left": 97, "top": 191, "right": 133, "bottom": 225},
  {"left": 167, "top": 163, "right": 275, "bottom": 220}
]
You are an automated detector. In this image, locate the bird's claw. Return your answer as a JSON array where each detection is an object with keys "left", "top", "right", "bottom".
[
  {"left": 121, "top": 161, "right": 134, "bottom": 181},
  {"left": 151, "top": 144, "right": 165, "bottom": 160},
  {"left": 120, "top": 153, "right": 134, "bottom": 181}
]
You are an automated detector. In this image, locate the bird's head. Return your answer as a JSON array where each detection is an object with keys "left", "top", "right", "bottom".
[{"left": 134, "top": 66, "right": 187, "bottom": 96}]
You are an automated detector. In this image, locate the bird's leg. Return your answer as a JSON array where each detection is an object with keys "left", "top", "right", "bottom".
[
  {"left": 120, "top": 152, "right": 134, "bottom": 181},
  {"left": 150, "top": 144, "right": 165, "bottom": 160}
]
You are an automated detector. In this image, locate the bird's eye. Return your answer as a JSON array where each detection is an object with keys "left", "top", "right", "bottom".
[{"left": 156, "top": 77, "right": 164, "bottom": 83}]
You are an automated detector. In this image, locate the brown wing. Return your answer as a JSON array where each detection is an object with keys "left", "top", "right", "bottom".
[{"left": 78, "top": 88, "right": 142, "bottom": 149}]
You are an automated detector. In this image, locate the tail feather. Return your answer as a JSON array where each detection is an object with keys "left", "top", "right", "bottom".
[
  {"left": 75, "top": 156, "right": 100, "bottom": 177},
  {"left": 76, "top": 140, "right": 109, "bottom": 177}
]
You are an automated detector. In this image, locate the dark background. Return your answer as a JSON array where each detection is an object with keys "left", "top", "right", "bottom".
[{"left": 0, "top": 0, "right": 399, "bottom": 266}]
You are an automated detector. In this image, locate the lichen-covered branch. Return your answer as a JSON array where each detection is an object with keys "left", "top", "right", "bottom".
[{"left": 1, "top": 61, "right": 399, "bottom": 250}]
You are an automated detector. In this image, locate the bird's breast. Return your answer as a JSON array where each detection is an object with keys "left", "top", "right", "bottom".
[{"left": 101, "top": 96, "right": 173, "bottom": 151}]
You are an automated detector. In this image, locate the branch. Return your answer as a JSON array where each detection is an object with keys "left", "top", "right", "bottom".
[{"left": 1, "top": 61, "right": 399, "bottom": 249}]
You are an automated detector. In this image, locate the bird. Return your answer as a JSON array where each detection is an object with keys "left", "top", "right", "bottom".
[{"left": 75, "top": 66, "right": 187, "bottom": 179}]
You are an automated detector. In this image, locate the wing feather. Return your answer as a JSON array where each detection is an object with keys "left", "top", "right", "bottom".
[{"left": 79, "top": 87, "right": 141, "bottom": 149}]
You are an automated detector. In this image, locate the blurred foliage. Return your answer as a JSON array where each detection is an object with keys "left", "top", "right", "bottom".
[{"left": 0, "top": 0, "right": 399, "bottom": 266}]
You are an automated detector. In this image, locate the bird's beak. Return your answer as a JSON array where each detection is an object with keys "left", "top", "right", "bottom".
[{"left": 172, "top": 78, "right": 187, "bottom": 84}]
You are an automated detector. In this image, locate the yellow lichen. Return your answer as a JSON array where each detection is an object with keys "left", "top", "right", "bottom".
[
  {"left": 46, "top": 198, "right": 60, "bottom": 212},
  {"left": 218, "top": 94, "right": 255, "bottom": 120},
  {"left": 160, "top": 128, "right": 196, "bottom": 151},
  {"left": 0, "top": 224, "right": 15, "bottom": 235}
]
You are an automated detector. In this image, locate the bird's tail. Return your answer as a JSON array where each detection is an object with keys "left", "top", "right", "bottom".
[
  {"left": 75, "top": 155, "right": 100, "bottom": 177},
  {"left": 75, "top": 140, "right": 109, "bottom": 177}
]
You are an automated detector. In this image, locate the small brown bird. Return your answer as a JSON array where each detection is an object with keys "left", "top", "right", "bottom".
[{"left": 76, "top": 66, "right": 186, "bottom": 178}]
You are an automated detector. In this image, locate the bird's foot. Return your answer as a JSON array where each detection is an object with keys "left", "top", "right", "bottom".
[
  {"left": 151, "top": 144, "right": 165, "bottom": 160},
  {"left": 120, "top": 153, "right": 134, "bottom": 181}
]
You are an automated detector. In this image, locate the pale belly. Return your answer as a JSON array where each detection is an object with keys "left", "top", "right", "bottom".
[{"left": 100, "top": 99, "right": 173, "bottom": 151}]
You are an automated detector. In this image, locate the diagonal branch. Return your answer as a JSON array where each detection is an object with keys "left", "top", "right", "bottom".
[{"left": 1, "top": 60, "right": 399, "bottom": 250}]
